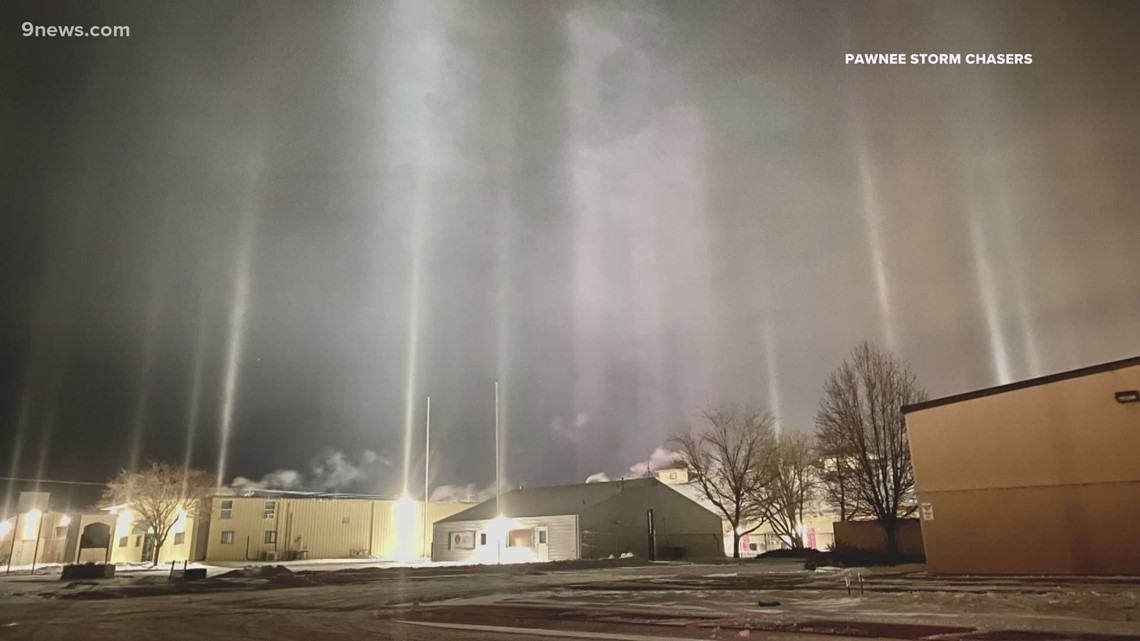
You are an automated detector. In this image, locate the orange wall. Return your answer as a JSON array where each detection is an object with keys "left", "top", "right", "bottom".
[
  {"left": 833, "top": 519, "right": 925, "bottom": 557},
  {"left": 906, "top": 362, "right": 1140, "bottom": 575}
]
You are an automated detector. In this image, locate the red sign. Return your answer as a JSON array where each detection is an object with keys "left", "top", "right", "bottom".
[{"left": 449, "top": 531, "right": 475, "bottom": 550}]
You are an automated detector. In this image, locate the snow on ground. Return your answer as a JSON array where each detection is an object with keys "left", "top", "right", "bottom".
[{"left": 0, "top": 558, "right": 1136, "bottom": 640}]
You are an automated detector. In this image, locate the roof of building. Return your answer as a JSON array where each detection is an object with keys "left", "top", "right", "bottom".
[
  {"left": 902, "top": 354, "right": 1140, "bottom": 415},
  {"left": 213, "top": 488, "right": 404, "bottom": 501},
  {"left": 437, "top": 477, "right": 660, "bottom": 523}
]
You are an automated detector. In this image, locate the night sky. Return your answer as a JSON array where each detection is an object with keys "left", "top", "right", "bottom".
[{"left": 3, "top": 1, "right": 1139, "bottom": 509}]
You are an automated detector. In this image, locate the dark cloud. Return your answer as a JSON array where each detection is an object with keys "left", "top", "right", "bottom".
[{"left": 3, "top": 1, "right": 1139, "bottom": 510}]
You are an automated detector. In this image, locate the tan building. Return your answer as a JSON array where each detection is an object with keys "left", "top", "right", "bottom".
[
  {"left": 205, "top": 492, "right": 471, "bottom": 562},
  {"left": 655, "top": 468, "right": 838, "bottom": 556},
  {"left": 1, "top": 492, "right": 207, "bottom": 567},
  {"left": 1, "top": 493, "right": 72, "bottom": 567},
  {"left": 4, "top": 490, "right": 470, "bottom": 567},
  {"left": 904, "top": 355, "right": 1140, "bottom": 575}
]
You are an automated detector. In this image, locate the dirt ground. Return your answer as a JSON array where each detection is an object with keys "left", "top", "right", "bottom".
[{"left": 1, "top": 558, "right": 1137, "bottom": 640}]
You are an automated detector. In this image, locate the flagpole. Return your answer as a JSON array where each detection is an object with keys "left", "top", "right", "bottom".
[
  {"left": 423, "top": 395, "right": 430, "bottom": 560},
  {"left": 494, "top": 380, "right": 500, "bottom": 514},
  {"left": 494, "top": 380, "right": 501, "bottom": 565}
]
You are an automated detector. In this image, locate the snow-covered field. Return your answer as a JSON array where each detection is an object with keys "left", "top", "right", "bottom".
[{"left": 0, "top": 558, "right": 1136, "bottom": 640}]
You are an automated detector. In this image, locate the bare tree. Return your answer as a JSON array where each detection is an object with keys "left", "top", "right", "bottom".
[
  {"left": 814, "top": 440, "right": 868, "bottom": 522},
  {"left": 670, "top": 404, "right": 775, "bottom": 559},
  {"left": 815, "top": 342, "right": 927, "bottom": 555},
  {"left": 102, "top": 462, "right": 213, "bottom": 566},
  {"left": 749, "top": 430, "right": 817, "bottom": 549}
]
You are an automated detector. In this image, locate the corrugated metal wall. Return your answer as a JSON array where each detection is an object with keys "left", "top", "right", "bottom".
[
  {"left": 205, "top": 497, "right": 470, "bottom": 562},
  {"left": 579, "top": 483, "right": 723, "bottom": 560},
  {"left": 432, "top": 515, "right": 578, "bottom": 563}
]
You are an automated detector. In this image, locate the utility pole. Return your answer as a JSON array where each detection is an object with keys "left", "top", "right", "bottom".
[
  {"left": 4, "top": 513, "right": 18, "bottom": 575},
  {"left": 423, "top": 395, "right": 430, "bottom": 560},
  {"left": 29, "top": 514, "right": 45, "bottom": 573},
  {"left": 494, "top": 380, "right": 502, "bottom": 565}
]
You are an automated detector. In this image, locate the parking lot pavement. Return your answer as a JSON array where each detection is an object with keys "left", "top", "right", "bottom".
[{"left": 0, "top": 559, "right": 1136, "bottom": 640}]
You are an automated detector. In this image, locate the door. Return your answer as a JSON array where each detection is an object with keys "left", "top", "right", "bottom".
[
  {"left": 536, "top": 527, "right": 549, "bottom": 562},
  {"left": 141, "top": 534, "right": 156, "bottom": 564}
]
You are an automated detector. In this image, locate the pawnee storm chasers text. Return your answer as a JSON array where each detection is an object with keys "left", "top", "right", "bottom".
[{"left": 845, "top": 53, "right": 1033, "bottom": 65}]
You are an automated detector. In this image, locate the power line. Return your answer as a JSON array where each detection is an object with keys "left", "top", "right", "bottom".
[{"left": 0, "top": 476, "right": 105, "bottom": 486}]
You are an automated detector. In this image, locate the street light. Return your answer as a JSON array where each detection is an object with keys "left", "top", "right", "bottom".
[{"left": 4, "top": 514, "right": 18, "bottom": 575}]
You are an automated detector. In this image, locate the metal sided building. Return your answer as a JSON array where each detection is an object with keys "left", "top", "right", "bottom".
[
  {"left": 903, "top": 355, "right": 1140, "bottom": 575},
  {"left": 431, "top": 478, "right": 724, "bottom": 564},
  {"left": 204, "top": 492, "right": 471, "bottom": 562}
]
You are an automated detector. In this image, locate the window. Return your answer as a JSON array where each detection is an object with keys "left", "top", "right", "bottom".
[
  {"left": 221, "top": 531, "right": 234, "bottom": 544},
  {"left": 174, "top": 532, "right": 186, "bottom": 545},
  {"left": 538, "top": 530, "right": 547, "bottom": 545},
  {"left": 263, "top": 501, "right": 276, "bottom": 519},
  {"left": 479, "top": 533, "right": 487, "bottom": 546},
  {"left": 749, "top": 543, "right": 758, "bottom": 552},
  {"left": 342, "top": 515, "right": 350, "bottom": 524},
  {"left": 220, "top": 500, "right": 233, "bottom": 520},
  {"left": 507, "top": 529, "right": 533, "bottom": 548},
  {"left": 264, "top": 530, "right": 277, "bottom": 544},
  {"left": 119, "top": 536, "right": 128, "bottom": 547},
  {"left": 135, "top": 535, "right": 141, "bottom": 547}
]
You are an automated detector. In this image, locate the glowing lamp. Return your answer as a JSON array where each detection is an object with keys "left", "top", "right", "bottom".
[
  {"left": 24, "top": 509, "right": 42, "bottom": 539},
  {"left": 116, "top": 510, "right": 134, "bottom": 537},
  {"left": 391, "top": 494, "right": 420, "bottom": 560},
  {"left": 59, "top": 515, "right": 71, "bottom": 528}
]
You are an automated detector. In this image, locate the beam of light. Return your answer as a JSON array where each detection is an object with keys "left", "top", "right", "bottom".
[
  {"left": 837, "top": 5, "right": 897, "bottom": 351},
  {"left": 395, "top": 6, "right": 443, "bottom": 498},
  {"left": 988, "top": 183, "right": 1044, "bottom": 379},
  {"left": 127, "top": 288, "right": 162, "bottom": 476},
  {"left": 564, "top": 8, "right": 713, "bottom": 473},
  {"left": 391, "top": 493, "right": 420, "bottom": 561},
  {"left": 171, "top": 508, "right": 187, "bottom": 535},
  {"left": 400, "top": 247, "right": 422, "bottom": 499},
  {"left": 182, "top": 303, "right": 208, "bottom": 495},
  {"left": 216, "top": 153, "right": 260, "bottom": 490},
  {"left": 493, "top": 36, "right": 518, "bottom": 488},
  {"left": 853, "top": 139, "right": 898, "bottom": 351},
  {"left": 565, "top": 10, "right": 618, "bottom": 480},
  {"left": 23, "top": 509, "right": 41, "bottom": 539},
  {"left": 762, "top": 322, "right": 784, "bottom": 436},
  {"left": 967, "top": 212, "right": 1013, "bottom": 384},
  {"left": 962, "top": 85, "right": 1044, "bottom": 380},
  {"left": 32, "top": 391, "right": 60, "bottom": 491},
  {"left": 115, "top": 510, "right": 133, "bottom": 538},
  {"left": 3, "top": 374, "right": 36, "bottom": 518}
]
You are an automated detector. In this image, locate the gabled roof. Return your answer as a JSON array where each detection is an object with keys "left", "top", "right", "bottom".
[
  {"left": 437, "top": 478, "right": 659, "bottom": 523},
  {"left": 902, "top": 354, "right": 1140, "bottom": 415},
  {"left": 214, "top": 488, "right": 403, "bottom": 501}
]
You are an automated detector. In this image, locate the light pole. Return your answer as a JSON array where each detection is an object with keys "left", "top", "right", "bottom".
[
  {"left": 422, "top": 395, "right": 430, "bottom": 560},
  {"left": 494, "top": 380, "right": 500, "bottom": 515},
  {"left": 494, "top": 380, "right": 502, "bottom": 565},
  {"left": 29, "top": 512, "right": 45, "bottom": 573}
]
